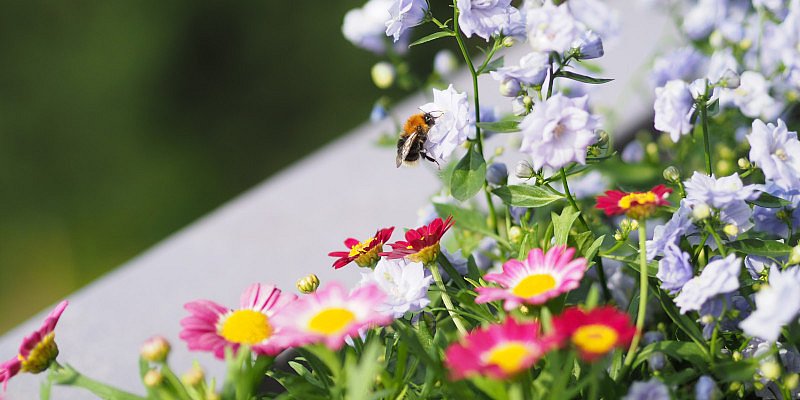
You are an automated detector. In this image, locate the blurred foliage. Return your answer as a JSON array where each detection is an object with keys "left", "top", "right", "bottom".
[{"left": 0, "top": 1, "right": 440, "bottom": 333}]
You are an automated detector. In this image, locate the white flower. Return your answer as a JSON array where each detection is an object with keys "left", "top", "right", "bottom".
[
  {"left": 654, "top": 80, "right": 695, "bottom": 143},
  {"left": 740, "top": 266, "right": 800, "bottom": 342},
  {"left": 526, "top": 1, "right": 582, "bottom": 54},
  {"left": 566, "top": 0, "right": 619, "bottom": 43},
  {"left": 420, "top": 85, "right": 472, "bottom": 162},
  {"left": 748, "top": 119, "right": 800, "bottom": 191},
  {"left": 457, "top": 0, "right": 515, "bottom": 41},
  {"left": 385, "top": 0, "right": 427, "bottom": 42},
  {"left": 720, "top": 71, "right": 781, "bottom": 119},
  {"left": 518, "top": 94, "right": 600, "bottom": 170},
  {"left": 359, "top": 258, "right": 433, "bottom": 319},
  {"left": 674, "top": 254, "right": 742, "bottom": 314},
  {"left": 342, "top": 0, "right": 394, "bottom": 53},
  {"left": 707, "top": 48, "right": 739, "bottom": 83}
]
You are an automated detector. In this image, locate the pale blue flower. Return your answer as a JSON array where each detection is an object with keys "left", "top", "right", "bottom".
[
  {"left": 643, "top": 332, "right": 666, "bottom": 371},
  {"left": 683, "top": 172, "right": 760, "bottom": 209},
  {"left": 753, "top": 185, "right": 800, "bottom": 239},
  {"left": 566, "top": 0, "right": 619, "bottom": 43},
  {"left": 740, "top": 266, "right": 800, "bottom": 341},
  {"left": 707, "top": 48, "right": 739, "bottom": 84},
  {"left": 526, "top": 0, "right": 582, "bottom": 54},
  {"left": 457, "top": 0, "right": 515, "bottom": 41},
  {"left": 472, "top": 237, "right": 497, "bottom": 270},
  {"left": 490, "top": 52, "right": 550, "bottom": 92},
  {"left": 748, "top": 119, "right": 800, "bottom": 191},
  {"left": 695, "top": 375, "right": 719, "bottom": 400},
  {"left": 657, "top": 243, "right": 693, "bottom": 294},
  {"left": 675, "top": 254, "right": 742, "bottom": 313},
  {"left": 572, "top": 31, "right": 604, "bottom": 60},
  {"left": 654, "top": 80, "right": 696, "bottom": 142},
  {"left": 486, "top": 162, "right": 508, "bottom": 185},
  {"left": 518, "top": 94, "right": 600, "bottom": 170},
  {"left": 420, "top": 84, "right": 472, "bottom": 162},
  {"left": 370, "top": 103, "right": 388, "bottom": 122},
  {"left": 621, "top": 141, "right": 644, "bottom": 163},
  {"left": 651, "top": 47, "right": 706, "bottom": 88},
  {"left": 359, "top": 258, "right": 433, "bottom": 318},
  {"left": 682, "top": 0, "right": 727, "bottom": 40},
  {"left": 647, "top": 201, "right": 695, "bottom": 260},
  {"left": 717, "top": 200, "right": 754, "bottom": 238},
  {"left": 745, "top": 255, "right": 775, "bottom": 280},
  {"left": 433, "top": 50, "right": 458, "bottom": 77},
  {"left": 385, "top": 0, "right": 427, "bottom": 42},
  {"left": 622, "top": 379, "right": 670, "bottom": 400},
  {"left": 343, "top": 0, "right": 395, "bottom": 53},
  {"left": 720, "top": 71, "right": 781, "bottom": 120},
  {"left": 699, "top": 294, "right": 750, "bottom": 338}
]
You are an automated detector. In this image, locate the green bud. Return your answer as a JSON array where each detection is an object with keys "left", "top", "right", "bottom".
[
  {"left": 371, "top": 62, "right": 395, "bottom": 89},
  {"left": 738, "top": 158, "right": 751, "bottom": 170},
  {"left": 182, "top": 363, "right": 205, "bottom": 387},
  {"left": 723, "top": 224, "right": 740, "bottom": 237},
  {"left": 663, "top": 166, "right": 681, "bottom": 183},
  {"left": 790, "top": 245, "right": 800, "bottom": 265},
  {"left": 502, "top": 36, "right": 516, "bottom": 47},
  {"left": 509, "top": 226, "right": 523, "bottom": 244},
  {"left": 645, "top": 142, "right": 659, "bottom": 160},
  {"left": 515, "top": 161, "right": 535, "bottom": 179},
  {"left": 296, "top": 274, "right": 320, "bottom": 294},
  {"left": 761, "top": 361, "right": 782, "bottom": 381},
  {"left": 143, "top": 369, "right": 164, "bottom": 388},
  {"left": 140, "top": 336, "right": 171, "bottom": 363},
  {"left": 596, "top": 130, "right": 609, "bottom": 146},
  {"left": 692, "top": 203, "right": 712, "bottom": 221},
  {"left": 786, "top": 373, "right": 799, "bottom": 390},
  {"left": 733, "top": 351, "right": 743, "bottom": 362},
  {"left": 729, "top": 381, "right": 743, "bottom": 392}
]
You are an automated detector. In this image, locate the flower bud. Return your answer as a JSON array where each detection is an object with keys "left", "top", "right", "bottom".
[
  {"left": 515, "top": 161, "right": 535, "bottom": 179},
  {"left": 509, "top": 226, "right": 523, "bottom": 244},
  {"left": 371, "top": 62, "right": 395, "bottom": 89},
  {"left": 790, "top": 245, "right": 800, "bottom": 265},
  {"left": 143, "top": 369, "right": 164, "bottom": 388},
  {"left": 701, "top": 314, "right": 715, "bottom": 324},
  {"left": 523, "top": 95, "right": 533, "bottom": 108},
  {"left": 502, "top": 36, "right": 516, "bottom": 47},
  {"left": 486, "top": 163, "right": 508, "bottom": 186},
  {"left": 717, "top": 69, "right": 740, "bottom": 89},
  {"left": 494, "top": 147, "right": 505, "bottom": 156},
  {"left": 140, "top": 336, "right": 171, "bottom": 363},
  {"left": 662, "top": 166, "right": 681, "bottom": 183},
  {"left": 614, "top": 232, "right": 623, "bottom": 241},
  {"left": 737, "top": 158, "right": 751, "bottom": 170},
  {"left": 182, "top": 363, "right": 205, "bottom": 387},
  {"left": 499, "top": 78, "right": 521, "bottom": 97},
  {"left": 692, "top": 203, "right": 712, "bottom": 221},
  {"left": 433, "top": 50, "right": 457, "bottom": 76},
  {"left": 739, "top": 38, "right": 752, "bottom": 50},
  {"left": 645, "top": 142, "right": 659, "bottom": 160},
  {"left": 733, "top": 351, "right": 742, "bottom": 362},
  {"left": 596, "top": 130, "right": 609, "bottom": 146},
  {"left": 786, "top": 373, "right": 799, "bottom": 390},
  {"left": 370, "top": 103, "right": 388, "bottom": 123},
  {"left": 573, "top": 31, "right": 604, "bottom": 60},
  {"left": 709, "top": 30, "right": 725, "bottom": 48},
  {"left": 760, "top": 361, "right": 781, "bottom": 381},
  {"left": 729, "top": 381, "right": 742, "bottom": 392},
  {"left": 716, "top": 159, "right": 734, "bottom": 176},
  {"left": 511, "top": 96, "right": 527, "bottom": 116},
  {"left": 723, "top": 224, "right": 739, "bottom": 237},
  {"left": 695, "top": 375, "right": 719, "bottom": 400},
  {"left": 296, "top": 274, "right": 320, "bottom": 294}
]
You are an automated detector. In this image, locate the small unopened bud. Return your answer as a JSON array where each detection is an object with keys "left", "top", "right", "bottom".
[
  {"left": 502, "top": 36, "right": 516, "bottom": 47},
  {"left": 499, "top": 79, "right": 521, "bottom": 97},
  {"left": 182, "top": 363, "right": 205, "bottom": 387},
  {"left": 733, "top": 351, "right": 743, "bottom": 362},
  {"left": 701, "top": 314, "right": 715, "bottom": 324},
  {"left": 143, "top": 369, "right": 164, "bottom": 388},
  {"left": 614, "top": 232, "right": 624, "bottom": 241},
  {"left": 716, "top": 159, "right": 734, "bottom": 176},
  {"left": 645, "top": 142, "right": 659, "bottom": 160},
  {"left": 709, "top": 30, "right": 725, "bottom": 48},
  {"left": 692, "top": 203, "right": 712, "bottom": 221},
  {"left": 573, "top": 31, "right": 604, "bottom": 60},
  {"left": 486, "top": 163, "right": 508, "bottom": 186},
  {"left": 739, "top": 38, "right": 752, "bottom": 50},
  {"left": 729, "top": 381, "right": 743, "bottom": 392},
  {"left": 737, "top": 158, "right": 751, "bottom": 170},
  {"left": 760, "top": 361, "right": 782, "bottom": 381},
  {"left": 509, "top": 226, "right": 523, "bottom": 244},
  {"left": 596, "top": 130, "right": 609, "bottom": 146},
  {"left": 723, "top": 224, "right": 739, "bottom": 237},
  {"left": 718, "top": 69, "right": 740, "bottom": 89},
  {"left": 663, "top": 166, "right": 681, "bottom": 183},
  {"left": 522, "top": 95, "right": 533, "bottom": 108},
  {"left": 629, "top": 219, "right": 639, "bottom": 230},
  {"left": 515, "top": 161, "right": 535, "bottom": 179},
  {"left": 140, "top": 336, "right": 171, "bottom": 363},
  {"left": 786, "top": 373, "right": 799, "bottom": 390},
  {"left": 494, "top": 147, "right": 505, "bottom": 157},
  {"left": 371, "top": 62, "right": 395, "bottom": 89},
  {"left": 296, "top": 274, "right": 320, "bottom": 294},
  {"left": 790, "top": 245, "right": 800, "bottom": 265}
]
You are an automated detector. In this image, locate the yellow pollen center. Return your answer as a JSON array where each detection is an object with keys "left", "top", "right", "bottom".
[
  {"left": 19, "top": 332, "right": 59, "bottom": 373},
  {"left": 219, "top": 309, "right": 272, "bottom": 345},
  {"left": 775, "top": 148, "right": 788, "bottom": 161},
  {"left": 617, "top": 192, "right": 657, "bottom": 210},
  {"left": 572, "top": 324, "right": 619, "bottom": 354},
  {"left": 511, "top": 274, "right": 558, "bottom": 298},
  {"left": 308, "top": 308, "right": 356, "bottom": 335},
  {"left": 485, "top": 342, "right": 532, "bottom": 374},
  {"left": 348, "top": 238, "right": 375, "bottom": 257}
]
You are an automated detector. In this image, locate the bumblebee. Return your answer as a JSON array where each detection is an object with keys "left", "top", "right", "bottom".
[{"left": 396, "top": 112, "right": 441, "bottom": 168}]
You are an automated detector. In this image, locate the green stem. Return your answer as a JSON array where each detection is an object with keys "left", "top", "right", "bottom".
[
  {"left": 700, "top": 99, "right": 713, "bottom": 176},
  {"left": 705, "top": 223, "right": 728, "bottom": 256},
  {"left": 623, "top": 221, "right": 649, "bottom": 368},
  {"left": 49, "top": 362, "right": 146, "bottom": 400},
  {"left": 546, "top": 59, "right": 555, "bottom": 99},
  {"left": 429, "top": 262, "right": 469, "bottom": 335}
]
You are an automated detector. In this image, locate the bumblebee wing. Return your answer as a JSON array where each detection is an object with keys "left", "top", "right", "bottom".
[{"left": 396, "top": 132, "right": 418, "bottom": 168}]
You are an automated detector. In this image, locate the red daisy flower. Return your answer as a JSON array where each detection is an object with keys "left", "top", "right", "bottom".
[
  {"left": 328, "top": 227, "right": 394, "bottom": 269},
  {"left": 382, "top": 216, "right": 454, "bottom": 265},
  {"left": 551, "top": 306, "right": 637, "bottom": 362},
  {"left": 595, "top": 184, "right": 672, "bottom": 219}
]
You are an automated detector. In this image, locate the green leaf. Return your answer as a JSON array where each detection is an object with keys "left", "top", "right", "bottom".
[
  {"left": 748, "top": 192, "right": 792, "bottom": 208},
  {"left": 555, "top": 70, "right": 613, "bottom": 84},
  {"left": 712, "top": 359, "right": 761, "bottom": 383},
  {"left": 477, "top": 56, "right": 505, "bottom": 74},
  {"left": 584, "top": 235, "right": 605, "bottom": 261},
  {"left": 633, "top": 341, "right": 709, "bottom": 369},
  {"left": 728, "top": 239, "right": 792, "bottom": 257},
  {"left": 345, "top": 342, "right": 383, "bottom": 400},
  {"left": 409, "top": 31, "right": 455, "bottom": 47},
  {"left": 475, "top": 120, "right": 520, "bottom": 133},
  {"left": 653, "top": 287, "right": 708, "bottom": 349},
  {"left": 450, "top": 145, "right": 486, "bottom": 201},
  {"left": 492, "top": 184, "right": 564, "bottom": 207},
  {"left": 552, "top": 206, "right": 580, "bottom": 246},
  {"left": 433, "top": 203, "right": 492, "bottom": 236}
]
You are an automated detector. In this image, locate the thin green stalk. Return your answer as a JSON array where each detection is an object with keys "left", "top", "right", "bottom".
[
  {"left": 49, "top": 362, "right": 146, "bottom": 400},
  {"left": 429, "top": 262, "right": 469, "bottom": 335},
  {"left": 700, "top": 99, "right": 713, "bottom": 176},
  {"left": 704, "top": 223, "right": 728, "bottom": 256},
  {"left": 546, "top": 60, "right": 555, "bottom": 99},
  {"left": 624, "top": 221, "right": 649, "bottom": 368}
]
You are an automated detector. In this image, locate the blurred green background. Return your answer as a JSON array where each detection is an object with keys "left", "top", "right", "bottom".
[{"left": 0, "top": 1, "right": 443, "bottom": 333}]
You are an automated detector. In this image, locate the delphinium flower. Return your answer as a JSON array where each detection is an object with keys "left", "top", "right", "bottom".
[
  {"left": 595, "top": 184, "right": 672, "bottom": 220},
  {"left": 656, "top": 243, "right": 693, "bottom": 294},
  {"left": 674, "top": 254, "right": 742, "bottom": 313},
  {"left": 358, "top": 258, "right": 432, "bottom": 319},
  {"left": 747, "top": 119, "right": 800, "bottom": 191},
  {"left": 647, "top": 200, "right": 695, "bottom": 259},
  {"left": 385, "top": 0, "right": 427, "bottom": 42},
  {"left": 525, "top": 0, "right": 582, "bottom": 54},
  {"left": 742, "top": 339, "right": 800, "bottom": 399},
  {"left": 444, "top": 318, "right": 557, "bottom": 379},
  {"left": 456, "top": 0, "right": 517, "bottom": 41},
  {"left": 551, "top": 306, "right": 637, "bottom": 361},
  {"left": 753, "top": 184, "right": 800, "bottom": 239},
  {"left": 518, "top": 94, "right": 600, "bottom": 170},
  {"left": 342, "top": 0, "right": 396, "bottom": 54},
  {"left": 683, "top": 172, "right": 760, "bottom": 235},
  {"left": 180, "top": 284, "right": 296, "bottom": 359},
  {"left": 328, "top": 226, "right": 394, "bottom": 269},
  {"left": 654, "top": 80, "right": 696, "bottom": 142},
  {"left": 650, "top": 47, "right": 706, "bottom": 88},
  {"left": 706, "top": 48, "right": 739, "bottom": 84},
  {"left": 490, "top": 52, "right": 549, "bottom": 97},
  {"left": 622, "top": 378, "right": 671, "bottom": 400},
  {"left": 0, "top": 301, "right": 68, "bottom": 389},
  {"left": 572, "top": 31, "right": 604, "bottom": 60},
  {"left": 419, "top": 85, "right": 472, "bottom": 162},
  {"left": 383, "top": 216, "right": 454, "bottom": 265},
  {"left": 695, "top": 375, "right": 720, "bottom": 400},
  {"left": 682, "top": 0, "right": 734, "bottom": 40},
  {"left": 271, "top": 282, "right": 393, "bottom": 350},
  {"left": 566, "top": 0, "right": 619, "bottom": 43},
  {"left": 475, "top": 245, "right": 587, "bottom": 310},
  {"left": 740, "top": 265, "right": 800, "bottom": 341},
  {"left": 720, "top": 71, "right": 781, "bottom": 119}
]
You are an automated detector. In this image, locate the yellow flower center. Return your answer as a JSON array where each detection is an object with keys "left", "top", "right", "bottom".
[
  {"left": 617, "top": 192, "right": 657, "bottom": 210},
  {"left": 408, "top": 243, "right": 440, "bottom": 264},
  {"left": 348, "top": 238, "right": 375, "bottom": 257},
  {"left": 775, "top": 148, "right": 788, "bottom": 161},
  {"left": 572, "top": 324, "right": 618, "bottom": 355},
  {"left": 19, "top": 332, "right": 59, "bottom": 374},
  {"left": 485, "top": 342, "right": 532, "bottom": 374},
  {"left": 511, "top": 274, "right": 557, "bottom": 298},
  {"left": 308, "top": 307, "right": 356, "bottom": 335},
  {"left": 219, "top": 309, "right": 272, "bottom": 345}
]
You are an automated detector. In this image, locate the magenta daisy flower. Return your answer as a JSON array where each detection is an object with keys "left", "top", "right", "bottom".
[
  {"left": 179, "top": 283, "right": 296, "bottom": 359},
  {"left": 444, "top": 318, "right": 557, "bottom": 380},
  {"left": 328, "top": 226, "right": 394, "bottom": 269},
  {"left": 0, "top": 300, "right": 68, "bottom": 390},
  {"left": 270, "top": 282, "right": 393, "bottom": 350},
  {"left": 383, "top": 216, "right": 454, "bottom": 264},
  {"left": 475, "top": 245, "right": 587, "bottom": 310}
]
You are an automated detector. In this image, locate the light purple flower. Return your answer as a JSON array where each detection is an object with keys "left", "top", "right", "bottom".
[
  {"left": 695, "top": 375, "right": 719, "bottom": 400},
  {"left": 526, "top": 1, "right": 582, "bottom": 54},
  {"left": 359, "top": 258, "right": 432, "bottom": 318},
  {"left": 682, "top": 0, "right": 727, "bottom": 40},
  {"left": 621, "top": 141, "right": 644, "bottom": 163},
  {"left": 457, "top": 0, "right": 515, "bottom": 41},
  {"left": 622, "top": 379, "right": 671, "bottom": 400},
  {"left": 651, "top": 47, "right": 707, "bottom": 88},
  {"left": 720, "top": 71, "right": 781, "bottom": 119},
  {"left": 753, "top": 185, "right": 800, "bottom": 239},
  {"left": 740, "top": 266, "right": 800, "bottom": 342},
  {"left": 572, "top": 31, "right": 604, "bottom": 60},
  {"left": 657, "top": 243, "right": 693, "bottom": 294},
  {"left": 707, "top": 48, "right": 739, "bottom": 84},
  {"left": 675, "top": 254, "right": 742, "bottom": 314},
  {"left": 745, "top": 255, "right": 775, "bottom": 280},
  {"left": 490, "top": 52, "right": 550, "bottom": 92},
  {"left": 748, "top": 119, "right": 800, "bottom": 191},
  {"left": 566, "top": 0, "right": 619, "bottom": 43},
  {"left": 385, "top": 0, "right": 427, "bottom": 42},
  {"left": 654, "top": 80, "right": 696, "bottom": 142},
  {"left": 343, "top": 0, "right": 394, "bottom": 53},
  {"left": 647, "top": 201, "right": 695, "bottom": 260},
  {"left": 518, "top": 94, "right": 600, "bottom": 170},
  {"left": 684, "top": 172, "right": 760, "bottom": 209},
  {"left": 420, "top": 84, "right": 472, "bottom": 162}
]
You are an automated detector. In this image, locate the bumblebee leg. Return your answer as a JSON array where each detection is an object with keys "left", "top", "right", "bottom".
[{"left": 422, "top": 152, "right": 440, "bottom": 169}]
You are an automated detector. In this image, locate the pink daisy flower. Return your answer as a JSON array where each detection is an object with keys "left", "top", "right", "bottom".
[
  {"left": 271, "top": 282, "right": 393, "bottom": 350},
  {"left": 0, "top": 300, "right": 68, "bottom": 390},
  {"left": 475, "top": 245, "right": 587, "bottom": 310},
  {"left": 180, "top": 283, "right": 296, "bottom": 359},
  {"left": 551, "top": 306, "right": 636, "bottom": 362},
  {"left": 444, "top": 318, "right": 557, "bottom": 380}
]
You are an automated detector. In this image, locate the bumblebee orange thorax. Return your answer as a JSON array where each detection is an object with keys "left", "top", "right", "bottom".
[{"left": 403, "top": 113, "right": 430, "bottom": 136}]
